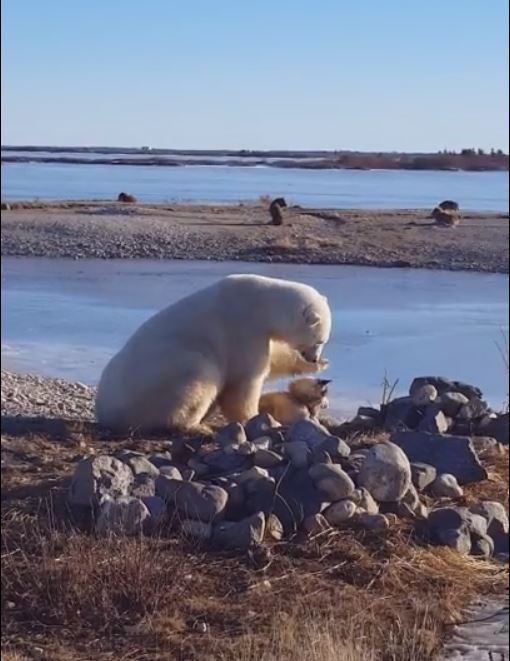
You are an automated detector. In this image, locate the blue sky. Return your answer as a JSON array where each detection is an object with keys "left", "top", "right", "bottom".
[{"left": 1, "top": 0, "right": 508, "bottom": 151}]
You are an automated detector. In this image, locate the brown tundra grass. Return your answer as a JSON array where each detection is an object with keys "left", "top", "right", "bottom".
[{"left": 1, "top": 435, "right": 508, "bottom": 661}]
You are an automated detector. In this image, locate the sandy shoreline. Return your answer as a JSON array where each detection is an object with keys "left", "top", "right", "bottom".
[{"left": 1, "top": 201, "right": 508, "bottom": 273}]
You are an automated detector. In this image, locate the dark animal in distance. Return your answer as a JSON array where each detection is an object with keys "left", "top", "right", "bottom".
[
  {"left": 117, "top": 192, "right": 137, "bottom": 203},
  {"left": 269, "top": 197, "right": 287, "bottom": 226}
]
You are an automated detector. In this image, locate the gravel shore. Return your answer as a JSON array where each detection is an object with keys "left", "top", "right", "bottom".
[{"left": 1, "top": 201, "right": 508, "bottom": 272}]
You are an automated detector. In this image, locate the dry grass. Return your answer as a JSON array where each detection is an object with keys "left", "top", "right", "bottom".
[{"left": 1, "top": 430, "right": 508, "bottom": 661}]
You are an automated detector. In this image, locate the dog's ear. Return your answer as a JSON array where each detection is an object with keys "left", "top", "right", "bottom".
[{"left": 318, "top": 379, "right": 332, "bottom": 387}]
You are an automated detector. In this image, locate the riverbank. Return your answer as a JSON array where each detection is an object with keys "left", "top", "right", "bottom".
[
  {"left": 1, "top": 202, "right": 508, "bottom": 272},
  {"left": 1, "top": 371, "right": 508, "bottom": 660}
]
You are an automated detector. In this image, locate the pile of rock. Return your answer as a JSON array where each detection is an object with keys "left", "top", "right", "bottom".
[{"left": 68, "top": 377, "right": 508, "bottom": 559}]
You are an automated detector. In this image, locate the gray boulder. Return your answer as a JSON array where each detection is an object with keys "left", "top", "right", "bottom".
[
  {"left": 358, "top": 442, "right": 412, "bottom": 502},
  {"left": 117, "top": 454, "right": 160, "bottom": 478},
  {"left": 141, "top": 496, "right": 167, "bottom": 528},
  {"left": 355, "top": 512, "right": 390, "bottom": 532},
  {"left": 429, "top": 473, "right": 464, "bottom": 499},
  {"left": 202, "top": 449, "right": 251, "bottom": 474},
  {"left": 284, "top": 441, "right": 310, "bottom": 468},
  {"left": 163, "top": 481, "right": 228, "bottom": 522},
  {"left": 309, "top": 464, "right": 355, "bottom": 502},
  {"left": 159, "top": 465, "right": 183, "bottom": 481},
  {"left": 351, "top": 487, "right": 379, "bottom": 514},
  {"left": 254, "top": 449, "right": 282, "bottom": 468},
  {"left": 212, "top": 512, "right": 266, "bottom": 551},
  {"left": 469, "top": 502, "right": 509, "bottom": 538},
  {"left": 411, "top": 462, "right": 437, "bottom": 491},
  {"left": 245, "top": 413, "right": 281, "bottom": 442},
  {"left": 287, "top": 419, "right": 333, "bottom": 449},
  {"left": 440, "top": 392, "right": 469, "bottom": 417},
  {"left": 476, "top": 413, "right": 509, "bottom": 445},
  {"left": 436, "top": 527, "right": 472, "bottom": 554},
  {"left": 69, "top": 455, "right": 134, "bottom": 508},
  {"left": 383, "top": 397, "right": 421, "bottom": 432},
  {"left": 272, "top": 467, "right": 324, "bottom": 534},
  {"left": 147, "top": 452, "right": 174, "bottom": 469},
  {"left": 215, "top": 422, "right": 247, "bottom": 448},
  {"left": 411, "top": 385, "right": 438, "bottom": 406},
  {"left": 391, "top": 431, "right": 487, "bottom": 485},
  {"left": 324, "top": 499, "right": 357, "bottom": 526},
  {"left": 131, "top": 474, "right": 156, "bottom": 498},
  {"left": 96, "top": 496, "right": 150, "bottom": 536},
  {"left": 181, "top": 520, "right": 213, "bottom": 541},
  {"left": 471, "top": 533, "right": 495, "bottom": 559},
  {"left": 409, "top": 377, "right": 482, "bottom": 400},
  {"left": 418, "top": 407, "right": 449, "bottom": 434}
]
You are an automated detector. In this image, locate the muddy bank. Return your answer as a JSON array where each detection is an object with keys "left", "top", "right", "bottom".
[{"left": 1, "top": 202, "right": 508, "bottom": 273}]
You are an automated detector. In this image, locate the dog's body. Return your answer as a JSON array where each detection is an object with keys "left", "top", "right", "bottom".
[{"left": 259, "top": 377, "right": 331, "bottom": 424}]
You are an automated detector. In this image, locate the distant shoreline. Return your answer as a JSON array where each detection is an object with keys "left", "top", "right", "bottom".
[
  {"left": 2, "top": 146, "right": 508, "bottom": 172},
  {"left": 1, "top": 201, "right": 508, "bottom": 273}
]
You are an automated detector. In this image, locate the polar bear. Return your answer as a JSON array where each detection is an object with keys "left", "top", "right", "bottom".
[{"left": 95, "top": 274, "right": 331, "bottom": 433}]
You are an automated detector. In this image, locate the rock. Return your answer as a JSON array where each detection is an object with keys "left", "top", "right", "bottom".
[
  {"left": 324, "top": 499, "right": 357, "bottom": 526},
  {"left": 187, "top": 458, "right": 209, "bottom": 477},
  {"left": 287, "top": 419, "right": 332, "bottom": 449},
  {"left": 492, "top": 531, "right": 510, "bottom": 556},
  {"left": 147, "top": 452, "right": 174, "bottom": 469},
  {"left": 159, "top": 465, "right": 183, "bottom": 481},
  {"left": 310, "top": 448, "right": 333, "bottom": 465},
  {"left": 469, "top": 502, "right": 509, "bottom": 538},
  {"left": 411, "top": 462, "right": 438, "bottom": 491},
  {"left": 402, "top": 483, "right": 421, "bottom": 511},
  {"left": 181, "top": 520, "right": 213, "bottom": 541},
  {"left": 418, "top": 407, "right": 449, "bottom": 434},
  {"left": 251, "top": 436, "right": 272, "bottom": 451},
  {"left": 244, "top": 477, "right": 276, "bottom": 515},
  {"left": 471, "top": 436, "right": 505, "bottom": 457},
  {"left": 428, "top": 506, "right": 469, "bottom": 532},
  {"left": 429, "top": 474, "right": 463, "bottom": 499},
  {"left": 245, "top": 413, "right": 281, "bottom": 442},
  {"left": 235, "top": 466, "right": 270, "bottom": 485},
  {"left": 439, "top": 392, "right": 469, "bottom": 417},
  {"left": 119, "top": 454, "right": 160, "bottom": 478},
  {"left": 131, "top": 474, "right": 156, "bottom": 498},
  {"left": 141, "top": 496, "right": 166, "bottom": 528},
  {"left": 164, "top": 481, "right": 228, "bottom": 522},
  {"left": 212, "top": 512, "right": 266, "bottom": 551},
  {"left": 213, "top": 478, "right": 245, "bottom": 519},
  {"left": 202, "top": 450, "right": 251, "bottom": 474},
  {"left": 380, "top": 501, "right": 418, "bottom": 520},
  {"left": 383, "top": 397, "right": 422, "bottom": 431},
  {"left": 355, "top": 512, "right": 389, "bottom": 532},
  {"left": 470, "top": 533, "right": 495, "bottom": 559},
  {"left": 266, "top": 514, "right": 284, "bottom": 541},
  {"left": 284, "top": 441, "right": 310, "bottom": 468},
  {"left": 69, "top": 455, "right": 134, "bottom": 508},
  {"left": 351, "top": 487, "right": 379, "bottom": 514},
  {"left": 272, "top": 467, "right": 324, "bottom": 534},
  {"left": 96, "top": 496, "right": 150, "bottom": 536},
  {"left": 457, "top": 399, "right": 491, "bottom": 421},
  {"left": 465, "top": 513, "right": 489, "bottom": 538},
  {"left": 411, "top": 385, "right": 438, "bottom": 406},
  {"left": 308, "top": 464, "right": 355, "bottom": 501},
  {"left": 410, "top": 377, "right": 482, "bottom": 401},
  {"left": 216, "top": 422, "right": 247, "bottom": 448},
  {"left": 358, "top": 442, "right": 412, "bottom": 502},
  {"left": 436, "top": 527, "right": 472, "bottom": 554},
  {"left": 357, "top": 406, "right": 382, "bottom": 420},
  {"left": 316, "top": 435, "right": 351, "bottom": 460},
  {"left": 302, "top": 513, "right": 330, "bottom": 535},
  {"left": 476, "top": 413, "right": 509, "bottom": 445},
  {"left": 391, "top": 431, "right": 487, "bottom": 485},
  {"left": 254, "top": 449, "right": 282, "bottom": 469}
]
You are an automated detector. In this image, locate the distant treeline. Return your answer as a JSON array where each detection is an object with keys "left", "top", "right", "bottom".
[{"left": 2, "top": 146, "right": 508, "bottom": 171}]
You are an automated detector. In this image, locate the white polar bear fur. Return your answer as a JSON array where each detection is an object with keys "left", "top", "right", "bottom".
[{"left": 95, "top": 274, "right": 332, "bottom": 432}]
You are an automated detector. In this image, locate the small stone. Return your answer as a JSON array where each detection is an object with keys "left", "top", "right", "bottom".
[
  {"left": 470, "top": 533, "right": 495, "bottom": 559},
  {"left": 96, "top": 496, "right": 150, "bottom": 536},
  {"left": 187, "top": 458, "right": 209, "bottom": 477},
  {"left": 471, "top": 436, "right": 505, "bottom": 457},
  {"left": 202, "top": 449, "right": 250, "bottom": 473},
  {"left": 358, "top": 442, "right": 412, "bottom": 502},
  {"left": 131, "top": 474, "right": 156, "bottom": 498},
  {"left": 469, "top": 502, "right": 509, "bottom": 538},
  {"left": 244, "top": 476, "right": 276, "bottom": 515},
  {"left": 69, "top": 455, "right": 134, "bottom": 508},
  {"left": 302, "top": 513, "right": 330, "bottom": 535},
  {"left": 212, "top": 512, "right": 266, "bottom": 551},
  {"left": 254, "top": 449, "right": 282, "bottom": 468},
  {"left": 147, "top": 452, "right": 174, "bottom": 469},
  {"left": 324, "top": 499, "right": 357, "bottom": 526},
  {"left": 252, "top": 436, "right": 272, "bottom": 450},
  {"left": 429, "top": 474, "right": 464, "bottom": 499},
  {"left": 309, "top": 463, "right": 355, "bottom": 501},
  {"left": 213, "top": 478, "right": 245, "bottom": 519},
  {"left": 439, "top": 392, "right": 469, "bottom": 417},
  {"left": 165, "top": 481, "right": 228, "bottom": 522},
  {"left": 411, "top": 385, "right": 438, "bottom": 406},
  {"left": 141, "top": 496, "right": 166, "bottom": 528},
  {"left": 245, "top": 413, "right": 281, "bottom": 442},
  {"left": 287, "top": 418, "right": 332, "bottom": 449},
  {"left": 418, "top": 407, "right": 449, "bottom": 434},
  {"left": 356, "top": 512, "right": 389, "bottom": 532},
  {"left": 402, "top": 483, "right": 421, "bottom": 511},
  {"left": 383, "top": 396, "right": 421, "bottom": 432},
  {"left": 410, "top": 377, "right": 482, "bottom": 401},
  {"left": 118, "top": 455, "right": 160, "bottom": 478},
  {"left": 316, "top": 435, "right": 351, "bottom": 460},
  {"left": 411, "top": 462, "right": 438, "bottom": 492},
  {"left": 350, "top": 487, "right": 379, "bottom": 514},
  {"left": 266, "top": 514, "right": 284, "bottom": 541},
  {"left": 216, "top": 422, "right": 247, "bottom": 448},
  {"left": 284, "top": 441, "right": 310, "bottom": 468},
  {"left": 159, "top": 465, "right": 183, "bottom": 480},
  {"left": 476, "top": 413, "right": 509, "bottom": 445},
  {"left": 235, "top": 466, "right": 270, "bottom": 485},
  {"left": 436, "top": 527, "right": 472, "bottom": 554},
  {"left": 181, "top": 520, "right": 213, "bottom": 541}
]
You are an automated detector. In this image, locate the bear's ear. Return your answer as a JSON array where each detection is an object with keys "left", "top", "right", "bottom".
[{"left": 303, "top": 304, "right": 321, "bottom": 327}]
